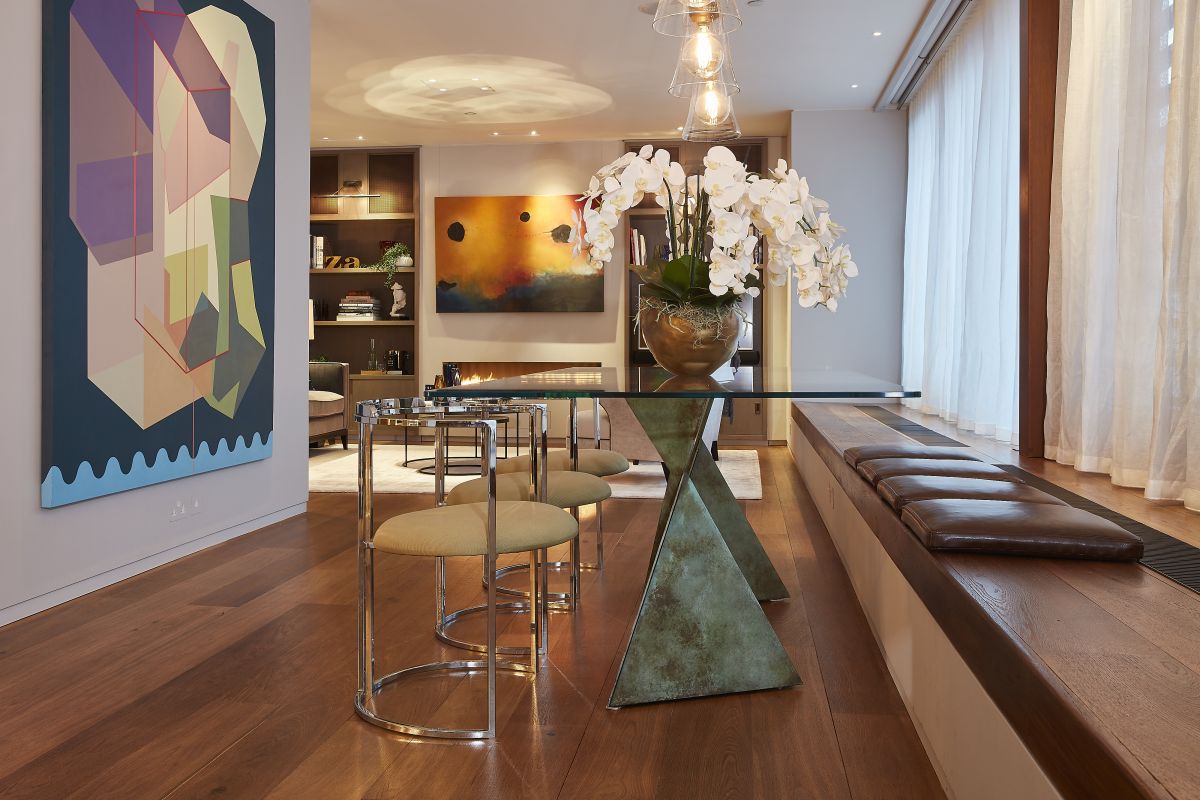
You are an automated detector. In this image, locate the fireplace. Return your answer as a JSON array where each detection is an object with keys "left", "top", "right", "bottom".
[{"left": 443, "top": 361, "right": 601, "bottom": 386}]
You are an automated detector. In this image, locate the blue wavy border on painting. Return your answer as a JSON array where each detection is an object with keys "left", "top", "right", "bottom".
[{"left": 40, "top": 432, "right": 273, "bottom": 508}]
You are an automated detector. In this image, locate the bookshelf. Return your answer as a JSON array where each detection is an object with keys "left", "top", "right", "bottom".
[{"left": 309, "top": 147, "right": 421, "bottom": 408}]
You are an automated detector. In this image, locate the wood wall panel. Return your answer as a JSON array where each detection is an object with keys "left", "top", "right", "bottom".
[{"left": 1019, "top": 0, "right": 1059, "bottom": 455}]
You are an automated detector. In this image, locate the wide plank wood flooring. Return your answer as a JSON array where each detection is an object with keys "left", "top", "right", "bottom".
[{"left": 0, "top": 448, "right": 944, "bottom": 799}]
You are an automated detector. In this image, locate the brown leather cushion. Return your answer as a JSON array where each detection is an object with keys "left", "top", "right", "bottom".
[
  {"left": 857, "top": 458, "right": 1022, "bottom": 486},
  {"left": 308, "top": 390, "right": 344, "bottom": 418},
  {"left": 877, "top": 476, "right": 1067, "bottom": 511},
  {"left": 843, "top": 444, "right": 981, "bottom": 468},
  {"left": 900, "top": 499, "right": 1144, "bottom": 561}
]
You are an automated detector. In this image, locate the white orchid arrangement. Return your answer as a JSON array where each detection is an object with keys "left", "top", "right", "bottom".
[{"left": 573, "top": 144, "right": 857, "bottom": 311}]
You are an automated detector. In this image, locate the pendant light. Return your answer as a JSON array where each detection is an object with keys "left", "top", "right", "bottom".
[
  {"left": 682, "top": 81, "right": 742, "bottom": 142},
  {"left": 669, "top": 54, "right": 739, "bottom": 99},
  {"left": 652, "top": 0, "right": 742, "bottom": 37}
]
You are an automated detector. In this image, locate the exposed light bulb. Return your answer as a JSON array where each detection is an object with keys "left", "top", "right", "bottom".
[
  {"left": 694, "top": 81, "right": 731, "bottom": 126},
  {"left": 681, "top": 27, "right": 724, "bottom": 79}
]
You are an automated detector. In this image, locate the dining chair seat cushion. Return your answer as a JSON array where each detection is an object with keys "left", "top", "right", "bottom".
[
  {"left": 856, "top": 458, "right": 1023, "bottom": 486},
  {"left": 447, "top": 470, "right": 611, "bottom": 509},
  {"left": 900, "top": 499, "right": 1144, "bottom": 561},
  {"left": 373, "top": 501, "right": 578, "bottom": 558},
  {"left": 876, "top": 475, "right": 1067, "bottom": 511},
  {"left": 496, "top": 449, "right": 631, "bottom": 478},
  {"left": 843, "top": 443, "right": 981, "bottom": 469}
]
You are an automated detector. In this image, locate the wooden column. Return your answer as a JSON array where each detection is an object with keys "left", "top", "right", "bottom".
[{"left": 1018, "top": 0, "right": 1059, "bottom": 455}]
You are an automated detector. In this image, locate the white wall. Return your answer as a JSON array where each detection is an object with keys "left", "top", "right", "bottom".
[
  {"left": 788, "top": 110, "right": 907, "bottom": 382},
  {"left": 0, "top": 0, "right": 311, "bottom": 626},
  {"left": 419, "top": 141, "right": 627, "bottom": 435}
]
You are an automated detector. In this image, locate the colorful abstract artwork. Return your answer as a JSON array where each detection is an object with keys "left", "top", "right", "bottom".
[
  {"left": 434, "top": 195, "right": 604, "bottom": 312},
  {"left": 41, "top": 0, "right": 275, "bottom": 507}
]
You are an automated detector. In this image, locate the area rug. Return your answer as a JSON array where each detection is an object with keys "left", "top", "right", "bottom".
[{"left": 308, "top": 445, "right": 762, "bottom": 500}]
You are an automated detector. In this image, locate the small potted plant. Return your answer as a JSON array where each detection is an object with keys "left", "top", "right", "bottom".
[{"left": 371, "top": 242, "right": 414, "bottom": 288}]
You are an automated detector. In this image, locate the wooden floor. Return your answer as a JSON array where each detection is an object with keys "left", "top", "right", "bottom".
[{"left": 0, "top": 448, "right": 944, "bottom": 800}]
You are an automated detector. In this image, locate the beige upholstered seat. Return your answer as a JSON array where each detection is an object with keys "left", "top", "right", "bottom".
[
  {"left": 496, "top": 449, "right": 630, "bottom": 478},
  {"left": 448, "top": 471, "right": 611, "bottom": 509},
  {"left": 373, "top": 501, "right": 578, "bottom": 558}
]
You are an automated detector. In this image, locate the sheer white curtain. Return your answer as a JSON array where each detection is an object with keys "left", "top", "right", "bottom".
[
  {"left": 901, "top": 0, "right": 1020, "bottom": 443},
  {"left": 1047, "top": 0, "right": 1197, "bottom": 510}
]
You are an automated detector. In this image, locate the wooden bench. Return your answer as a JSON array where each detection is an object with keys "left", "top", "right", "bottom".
[{"left": 789, "top": 402, "right": 1200, "bottom": 800}]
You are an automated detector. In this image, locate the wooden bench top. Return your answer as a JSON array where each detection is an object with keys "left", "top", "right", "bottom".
[{"left": 792, "top": 402, "right": 1200, "bottom": 800}]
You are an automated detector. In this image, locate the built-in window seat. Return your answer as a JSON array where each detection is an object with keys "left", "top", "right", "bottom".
[{"left": 789, "top": 402, "right": 1200, "bottom": 800}]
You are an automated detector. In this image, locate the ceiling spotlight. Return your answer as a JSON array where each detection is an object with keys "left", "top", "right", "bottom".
[
  {"left": 428, "top": 78, "right": 437, "bottom": 83},
  {"left": 356, "top": 135, "right": 366, "bottom": 140},
  {"left": 438, "top": 87, "right": 448, "bottom": 92},
  {"left": 676, "top": 126, "right": 684, "bottom": 131},
  {"left": 321, "top": 137, "right": 330, "bottom": 140},
  {"left": 480, "top": 86, "right": 493, "bottom": 91},
  {"left": 873, "top": 31, "right": 882, "bottom": 37},
  {"left": 850, "top": 84, "right": 859, "bottom": 88},
  {"left": 491, "top": 131, "right": 500, "bottom": 136},
  {"left": 530, "top": 130, "right": 539, "bottom": 136},
  {"left": 471, "top": 76, "right": 480, "bottom": 81}
]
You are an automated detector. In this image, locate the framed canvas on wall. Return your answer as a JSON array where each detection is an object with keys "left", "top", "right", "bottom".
[{"left": 41, "top": 0, "right": 276, "bottom": 507}]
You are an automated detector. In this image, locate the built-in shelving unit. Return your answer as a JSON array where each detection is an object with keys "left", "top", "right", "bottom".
[{"left": 309, "top": 147, "right": 421, "bottom": 410}]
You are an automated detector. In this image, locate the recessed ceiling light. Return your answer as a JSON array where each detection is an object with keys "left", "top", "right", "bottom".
[
  {"left": 471, "top": 76, "right": 480, "bottom": 81},
  {"left": 530, "top": 130, "right": 539, "bottom": 136},
  {"left": 438, "top": 87, "right": 448, "bottom": 92},
  {"left": 321, "top": 137, "right": 330, "bottom": 140},
  {"left": 428, "top": 78, "right": 437, "bottom": 83},
  {"left": 480, "top": 86, "right": 493, "bottom": 91},
  {"left": 357, "top": 135, "right": 366, "bottom": 140},
  {"left": 491, "top": 131, "right": 500, "bottom": 136},
  {"left": 873, "top": 31, "right": 882, "bottom": 37},
  {"left": 850, "top": 84, "right": 859, "bottom": 88},
  {"left": 676, "top": 126, "right": 684, "bottom": 131}
]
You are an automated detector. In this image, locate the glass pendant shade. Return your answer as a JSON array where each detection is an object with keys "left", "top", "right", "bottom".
[
  {"left": 682, "top": 82, "right": 741, "bottom": 142},
  {"left": 669, "top": 56, "right": 739, "bottom": 99},
  {"left": 653, "top": 0, "right": 742, "bottom": 37},
  {"left": 680, "top": 27, "right": 727, "bottom": 80}
]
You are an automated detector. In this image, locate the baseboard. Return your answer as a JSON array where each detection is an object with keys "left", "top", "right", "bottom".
[{"left": 0, "top": 501, "right": 307, "bottom": 627}]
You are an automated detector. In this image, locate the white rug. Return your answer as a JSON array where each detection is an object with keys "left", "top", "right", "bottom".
[{"left": 308, "top": 445, "right": 762, "bottom": 500}]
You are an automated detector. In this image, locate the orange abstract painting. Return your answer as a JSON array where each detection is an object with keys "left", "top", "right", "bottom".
[{"left": 434, "top": 195, "right": 604, "bottom": 312}]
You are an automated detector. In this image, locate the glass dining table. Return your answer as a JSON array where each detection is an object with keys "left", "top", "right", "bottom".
[{"left": 429, "top": 365, "right": 919, "bottom": 708}]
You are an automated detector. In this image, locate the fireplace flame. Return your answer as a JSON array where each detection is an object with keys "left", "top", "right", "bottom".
[{"left": 460, "top": 372, "right": 495, "bottom": 386}]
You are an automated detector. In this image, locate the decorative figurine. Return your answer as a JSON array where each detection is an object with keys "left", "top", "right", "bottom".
[{"left": 389, "top": 282, "right": 407, "bottom": 318}]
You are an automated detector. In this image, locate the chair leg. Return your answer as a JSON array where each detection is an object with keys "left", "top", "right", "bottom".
[
  {"left": 569, "top": 508, "right": 582, "bottom": 611},
  {"left": 595, "top": 501, "right": 605, "bottom": 570},
  {"left": 357, "top": 542, "right": 376, "bottom": 715},
  {"left": 342, "top": 433, "right": 349, "bottom": 450}
]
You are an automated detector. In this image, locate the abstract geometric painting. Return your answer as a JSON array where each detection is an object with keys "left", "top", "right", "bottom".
[
  {"left": 41, "top": 0, "right": 275, "bottom": 507},
  {"left": 435, "top": 195, "right": 604, "bottom": 312}
]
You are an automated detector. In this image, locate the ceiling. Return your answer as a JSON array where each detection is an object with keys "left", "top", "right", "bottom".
[{"left": 310, "top": 0, "right": 932, "bottom": 147}]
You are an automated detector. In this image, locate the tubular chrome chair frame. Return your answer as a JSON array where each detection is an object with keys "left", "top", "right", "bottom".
[
  {"left": 434, "top": 402, "right": 557, "bottom": 654},
  {"left": 467, "top": 400, "right": 587, "bottom": 611},
  {"left": 356, "top": 400, "right": 540, "bottom": 740}
]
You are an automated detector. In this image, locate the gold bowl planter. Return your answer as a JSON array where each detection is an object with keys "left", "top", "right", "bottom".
[{"left": 638, "top": 300, "right": 741, "bottom": 378}]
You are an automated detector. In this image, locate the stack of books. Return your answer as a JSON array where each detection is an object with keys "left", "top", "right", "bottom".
[
  {"left": 310, "top": 235, "right": 325, "bottom": 270},
  {"left": 336, "top": 292, "right": 381, "bottom": 321}
]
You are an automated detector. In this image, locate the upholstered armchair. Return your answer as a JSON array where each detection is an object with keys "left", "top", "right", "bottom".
[{"left": 309, "top": 361, "right": 349, "bottom": 448}]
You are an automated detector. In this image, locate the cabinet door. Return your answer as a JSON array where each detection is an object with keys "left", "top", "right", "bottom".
[
  {"left": 368, "top": 153, "right": 416, "bottom": 216},
  {"left": 719, "top": 398, "right": 766, "bottom": 439},
  {"left": 311, "top": 154, "right": 340, "bottom": 217}
]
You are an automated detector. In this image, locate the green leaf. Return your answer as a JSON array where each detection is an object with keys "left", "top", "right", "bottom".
[{"left": 662, "top": 255, "right": 697, "bottom": 294}]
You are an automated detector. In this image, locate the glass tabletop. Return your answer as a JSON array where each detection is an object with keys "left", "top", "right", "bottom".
[{"left": 427, "top": 366, "right": 920, "bottom": 400}]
